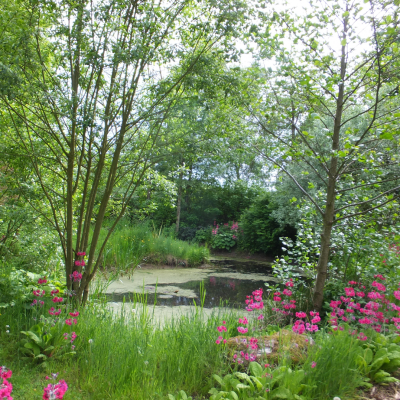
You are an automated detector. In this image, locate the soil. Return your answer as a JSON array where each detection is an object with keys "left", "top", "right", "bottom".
[
  {"left": 360, "top": 382, "right": 400, "bottom": 400},
  {"left": 210, "top": 249, "right": 274, "bottom": 263}
]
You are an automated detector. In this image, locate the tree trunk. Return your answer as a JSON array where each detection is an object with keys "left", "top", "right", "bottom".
[
  {"left": 175, "top": 169, "right": 183, "bottom": 235},
  {"left": 312, "top": 13, "right": 348, "bottom": 311}
]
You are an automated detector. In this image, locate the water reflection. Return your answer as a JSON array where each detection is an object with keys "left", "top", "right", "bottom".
[{"left": 108, "top": 274, "right": 268, "bottom": 308}]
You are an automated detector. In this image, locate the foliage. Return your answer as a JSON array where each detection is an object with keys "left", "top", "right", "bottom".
[
  {"left": 97, "top": 221, "right": 209, "bottom": 269},
  {"left": 168, "top": 390, "right": 193, "bottom": 400},
  {"left": 0, "top": 0, "right": 250, "bottom": 304},
  {"left": 242, "top": 0, "right": 400, "bottom": 310},
  {"left": 178, "top": 181, "right": 263, "bottom": 230},
  {"left": 209, "top": 362, "right": 310, "bottom": 400},
  {"left": 239, "top": 193, "right": 296, "bottom": 255},
  {"left": 210, "top": 222, "right": 240, "bottom": 251},
  {"left": 356, "top": 339, "right": 400, "bottom": 385},
  {"left": 19, "top": 321, "right": 76, "bottom": 364},
  {"left": 0, "top": 267, "right": 65, "bottom": 308}
]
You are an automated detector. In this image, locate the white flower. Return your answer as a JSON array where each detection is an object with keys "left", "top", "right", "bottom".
[
  {"left": 88, "top": 339, "right": 93, "bottom": 344},
  {"left": 132, "top": 309, "right": 136, "bottom": 314},
  {"left": 333, "top": 397, "right": 341, "bottom": 400}
]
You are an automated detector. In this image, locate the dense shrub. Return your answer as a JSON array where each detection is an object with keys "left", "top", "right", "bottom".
[{"left": 239, "top": 193, "right": 296, "bottom": 255}]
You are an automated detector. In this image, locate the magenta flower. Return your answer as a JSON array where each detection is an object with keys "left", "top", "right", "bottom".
[
  {"left": 43, "top": 379, "right": 68, "bottom": 400},
  {"left": 0, "top": 367, "right": 12, "bottom": 380},
  {"left": 38, "top": 277, "right": 48, "bottom": 285},
  {"left": 311, "top": 361, "right": 317, "bottom": 368}
]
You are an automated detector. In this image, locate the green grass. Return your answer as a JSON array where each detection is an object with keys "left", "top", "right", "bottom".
[
  {"left": 301, "top": 330, "right": 366, "bottom": 399},
  {"left": 95, "top": 222, "right": 209, "bottom": 271},
  {"left": 0, "top": 300, "right": 236, "bottom": 400}
]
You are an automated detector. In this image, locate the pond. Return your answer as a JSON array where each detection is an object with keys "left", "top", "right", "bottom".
[{"left": 105, "top": 257, "right": 278, "bottom": 310}]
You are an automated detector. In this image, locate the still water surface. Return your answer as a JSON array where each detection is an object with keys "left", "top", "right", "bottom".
[{"left": 106, "top": 259, "right": 277, "bottom": 309}]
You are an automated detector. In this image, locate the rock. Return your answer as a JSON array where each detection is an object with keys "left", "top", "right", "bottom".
[{"left": 227, "top": 329, "right": 312, "bottom": 366}]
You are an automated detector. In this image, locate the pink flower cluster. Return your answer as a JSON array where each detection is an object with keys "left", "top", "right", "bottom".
[
  {"left": 245, "top": 288, "right": 264, "bottom": 312},
  {"left": 230, "top": 336, "right": 259, "bottom": 364},
  {"left": 33, "top": 290, "right": 45, "bottom": 297},
  {"left": 38, "top": 277, "right": 47, "bottom": 285},
  {"left": 48, "top": 307, "right": 61, "bottom": 316},
  {"left": 69, "top": 271, "right": 83, "bottom": 282},
  {"left": 76, "top": 251, "right": 86, "bottom": 256},
  {"left": 215, "top": 321, "right": 228, "bottom": 344},
  {"left": 0, "top": 366, "right": 13, "bottom": 400},
  {"left": 233, "top": 351, "right": 257, "bottom": 364},
  {"left": 270, "top": 282, "right": 297, "bottom": 316},
  {"left": 43, "top": 379, "right": 68, "bottom": 400},
  {"left": 74, "top": 260, "right": 85, "bottom": 267},
  {"left": 292, "top": 311, "right": 320, "bottom": 334},
  {"left": 63, "top": 332, "right": 77, "bottom": 344},
  {"left": 52, "top": 297, "right": 64, "bottom": 303},
  {"left": 329, "top": 276, "right": 400, "bottom": 340},
  {"left": 231, "top": 222, "right": 239, "bottom": 231},
  {"left": 237, "top": 316, "right": 249, "bottom": 334},
  {"left": 31, "top": 299, "right": 45, "bottom": 307}
]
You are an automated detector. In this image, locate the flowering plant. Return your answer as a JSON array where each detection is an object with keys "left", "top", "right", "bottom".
[
  {"left": 210, "top": 221, "right": 240, "bottom": 250},
  {"left": 0, "top": 366, "right": 13, "bottom": 400},
  {"left": 328, "top": 275, "right": 400, "bottom": 340},
  {"left": 43, "top": 373, "right": 68, "bottom": 400},
  {"left": 19, "top": 276, "right": 79, "bottom": 362}
]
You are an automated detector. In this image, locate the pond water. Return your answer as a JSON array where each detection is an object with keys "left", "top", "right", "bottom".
[{"left": 105, "top": 258, "right": 278, "bottom": 309}]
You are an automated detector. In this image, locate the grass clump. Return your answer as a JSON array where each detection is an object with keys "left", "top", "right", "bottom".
[{"left": 96, "top": 221, "right": 209, "bottom": 270}]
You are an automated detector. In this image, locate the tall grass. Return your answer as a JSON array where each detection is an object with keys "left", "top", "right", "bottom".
[
  {"left": 301, "top": 330, "right": 365, "bottom": 399},
  {"left": 95, "top": 221, "right": 209, "bottom": 270},
  {"left": 0, "top": 299, "right": 237, "bottom": 400},
  {"left": 75, "top": 303, "right": 236, "bottom": 399}
]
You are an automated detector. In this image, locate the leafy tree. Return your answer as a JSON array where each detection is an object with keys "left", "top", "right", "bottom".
[
  {"left": 0, "top": 0, "right": 249, "bottom": 304},
  {"left": 246, "top": 0, "right": 400, "bottom": 310}
]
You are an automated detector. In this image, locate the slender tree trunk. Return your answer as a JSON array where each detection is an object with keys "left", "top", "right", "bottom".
[
  {"left": 175, "top": 170, "right": 183, "bottom": 235},
  {"left": 312, "top": 14, "right": 348, "bottom": 311}
]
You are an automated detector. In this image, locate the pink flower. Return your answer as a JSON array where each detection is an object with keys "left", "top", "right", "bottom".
[
  {"left": 43, "top": 379, "right": 68, "bottom": 400},
  {"left": 51, "top": 289, "right": 60, "bottom": 296},
  {"left": 69, "top": 311, "right": 79, "bottom": 317},
  {"left": 237, "top": 327, "right": 248, "bottom": 334},
  {"left": 311, "top": 361, "right": 317, "bottom": 368},
  {"left": 357, "top": 332, "right": 368, "bottom": 341},
  {"left": 285, "top": 279, "right": 294, "bottom": 287},
  {"left": 0, "top": 366, "right": 12, "bottom": 379},
  {"left": 70, "top": 271, "right": 83, "bottom": 282},
  {"left": 257, "top": 314, "right": 264, "bottom": 320},
  {"left": 296, "top": 312, "right": 307, "bottom": 318},
  {"left": 372, "top": 281, "right": 386, "bottom": 292},
  {"left": 282, "top": 289, "right": 292, "bottom": 296},
  {"left": 344, "top": 287, "right": 355, "bottom": 297},
  {"left": 215, "top": 339, "right": 220, "bottom": 344},
  {"left": 38, "top": 277, "right": 47, "bottom": 285},
  {"left": 52, "top": 297, "right": 64, "bottom": 303}
]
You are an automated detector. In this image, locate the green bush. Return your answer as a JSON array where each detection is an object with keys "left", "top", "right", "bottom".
[{"left": 238, "top": 193, "right": 296, "bottom": 255}]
